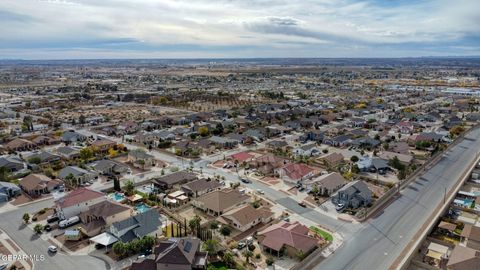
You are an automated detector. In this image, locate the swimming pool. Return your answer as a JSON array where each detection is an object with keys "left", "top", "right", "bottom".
[
  {"left": 454, "top": 198, "right": 474, "bottom": 208},
  {"left": 109, "top": 192, "right": 126, "bottom": 203},
  {"left": 135, "top": 203, "right": 151, "bottom": 213}
]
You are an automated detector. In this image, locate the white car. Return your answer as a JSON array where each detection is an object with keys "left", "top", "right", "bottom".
[
  {"left": 48, "top": 245, "right": 58, "bottom": 253},
  {"left": 257, "top": 189, "right": 265, "bottom": 194}
]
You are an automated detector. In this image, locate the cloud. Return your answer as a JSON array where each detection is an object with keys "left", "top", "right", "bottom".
[{"left": 0, "top": 0, "right": 478, "bottom": 59}]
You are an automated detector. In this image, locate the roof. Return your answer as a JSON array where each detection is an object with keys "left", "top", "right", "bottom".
[
  {"left": 59, "top": 166, "right": 95, "bottom": 179},
  {"left": 279, "top": 163, "right": 314, "bottom": 180},
  {"left": 230, "top": 151, "right": 254, "bottom": 162},
  {"left": 311, "top": 172, "right": 347, "bottom": 190},
  {"left": 378, "top": 151, "right": 413, "bottom": 164},
  {"left": 461, "top": 224, "right": 480, "bottom": 242},
  {"left": 91, "top": 139, "right": 115, "bottom": 148},
  {"left": 336, "top": 180, "right": 372, "bottom": 200},
  {"left": 56, "top": 187, "right": 105, "bottom": 208},
  {"left": 258, "top": 221, "right": 318, "bottom": 252},
  {"left": 182, "top": 178, "right": 222, "bottom": 194},
  {"left": 193, "top": 189, "right": 250, "bottom": 213},
  {"left": 20, "top": 174, "right": 56, "bottom": 191},
  {"left": 155, "top": 237, "right": 201, "bottom": 265},
  {"left": 319, "top": 152, "right": 344, "bottom": 164},
  {"left": 5, "top": 138, "right": 34, "bottom": 149},
  {"left": 154, "top": 171, "right": 197, "bottom": 187},
  {"left": 447, "top": 245, "right": 480, "bottom": 270},
  {"left": 129, "top": 149, "right": 154, "bottom": 160},
  {"left": 89, "top": 232, "right": 119, "bottom": 246},
  {"left": 438, "top": 221, "right": 457, "bottom": 231},
  {"left": 110, "top": 209, "right": 161, "bottom": 242},
  {"left": 220, "top": 204, "right": 273, "bottom": 227},
  {"left": 79, "top": 200, "right": 130, "bottom": 221}
]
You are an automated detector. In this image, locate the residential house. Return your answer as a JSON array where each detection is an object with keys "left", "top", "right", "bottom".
[
  {"left": 249, "top": 154, "right": 290, "bottom": 176},
  {"left": 117, "top": 121, "right": 139, "bottom": 134},
  {"left": 61, "top": 131, "right": 87, "bottom": 144},
  {"left": 191, "top": 189, "right": 250, "bottom": 216},
  {"left": 228, "top": 151, "right": 255, "bottom": 164},
  {"left": 25, "top": 151, "right": 61, "bottom": 166},
  {"left": 389, "top": 141, "right": 410, "bottom": 155},
  {"left": 304, "top": 172, "right": 347, "bottom": 196},
  {"left": 91, "top": 139, "right": 116, "bottom": 152},
  {"left": 461, "top": 224, "right": 480, "bottom": 250},
  {"left": 257, "top": 221, "right": 318, "bottom": 258},
  {"left": 208, "top": 136, "right": 238, "bottom": 149},
  {"left": 357, "top": 157, "right": 390, "bottom": 173},
  {"left": 78, "top": 200, "right": 132, "bottom": 237},
  {"left": 4, "top": 138, "right": 36, "bottom": 152},
  {"left": 275, "top": 163, "right": 315, "bottom": 184},
  {"left": 0, "top": 155, "right": 25, "bottom": 173},
  {"left": 218, "top": 204, "right": 274, "bottom": 232},
  {"left": 293, "top": 143, "right": 321, "bottom": 157},
  {"left": 19, "top": 174, "right": 62, "bottom": 196},
  {"left": 323, "top": 134, "right": 352, "bottom": 148},
  {"left": 127, "top": 149, "right": 155, "bottom": 169},
  {"left": 447, "top": 245, "right": 480, "bottom": 270},
  {"left": 153, "top": 171, "right": 198, "bottom": 190},
  {"left": 56, "top": 146, "right": 82, "bottom": 159},
  {"left": 130, "top": 237, "right": 208, "bottom": 270},
  {"left": 55, "top": 187, "right": 106, "bottom": 219},
  {"left": 317, "top": 152, "right": 344, "bottom": 168},
  {"left": 266, "top": 140, "right": 289, "bottom": 151},
  {"left": 59, "top": 166, "right": 98, "bottom": 186},
  {"left": 0, "top": 181, "right": 21, "bottom": 202},
  {"left": 378, "top": 151, "right": 413, "bottom": 166},
  {"left": 89, "top": 159, "right": 129, "bottom": 175},
  {"left": 108, "top": 209, "right": 161, "bottom": 243},
  {"left": 331, "top": 180, "right": 372, "bottom": 209},
  {"left": 181, "top": 179, "right": 222, "bottom": 198},
  {"left": 396, "top": 121, "right": 414, "bottom": 134}
]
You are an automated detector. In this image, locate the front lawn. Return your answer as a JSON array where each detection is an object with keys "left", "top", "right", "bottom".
[
  {"left": 309, "top": 226, "right": 333, "bottom": 242},
  {"left": 207, "top": 262, "right": 228, "bottom": 270}
]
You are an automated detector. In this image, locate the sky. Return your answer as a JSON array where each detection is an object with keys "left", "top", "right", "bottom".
[{"left": 0, "top": 0, "right": 479, "bottom": 59}]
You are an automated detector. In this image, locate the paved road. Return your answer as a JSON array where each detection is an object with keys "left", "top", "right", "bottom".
[
  {"left": 0, "top": 199, "right": 109, "bottom": 270},
  {"left": 312, "top": 127, "right": 480, "bottom": 270}
]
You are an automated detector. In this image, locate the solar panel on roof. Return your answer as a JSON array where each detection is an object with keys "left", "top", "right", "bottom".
[{"left": 184, "top": 241, "right": 192, "bottom": 253}]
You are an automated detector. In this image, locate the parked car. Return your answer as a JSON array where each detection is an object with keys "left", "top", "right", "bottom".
[
  {"left": 335, "top": 203, "right": 346, "bottom": 212},
  {"left": 240, "top": 178, "right": 251, "bottom": 184},
  {"left": 47, "top": 215, "right": 59, "bottom": 224},
  {"left": 237, "top": 241, "right": 247, "bottom": 249},
  {"left": 256, "top": 189, "right": 264, "bottom": 195},
  {"left": 44, "top": 225, "right": 52, "bottom": 232},
  {"left": 298, "top": 202, "right": 307, "bottom": 208},
  {"left": 0, "top": 263, "right": 8, "bottom": 270},
  {"left": 48, "top": 245, "right": 58, "bottom": 253}
]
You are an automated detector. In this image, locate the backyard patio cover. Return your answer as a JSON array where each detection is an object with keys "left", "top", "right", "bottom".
[{"left": 90, "top": 232, "right": 119, "bottom": 246}]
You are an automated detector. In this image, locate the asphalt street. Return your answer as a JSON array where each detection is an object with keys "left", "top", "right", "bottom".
[
  {"left": 0, "top": 199, "right": 109, "bottom": 270},
  {"left": 312, "top": 127, "right": 480, "bottom": 270}
]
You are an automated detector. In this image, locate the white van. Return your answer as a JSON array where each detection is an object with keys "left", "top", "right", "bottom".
[{"left": 59, "top": 216, "right": 80, "bottom": 228}]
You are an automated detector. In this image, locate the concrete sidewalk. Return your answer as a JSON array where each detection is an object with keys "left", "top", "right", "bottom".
[{"left": 0, "top": 229, "right": 33, "bottom": 270}]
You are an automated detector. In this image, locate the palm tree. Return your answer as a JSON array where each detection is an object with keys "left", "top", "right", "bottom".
[{"left": 188, "top": 215, "right": 201, "bottom": 234}]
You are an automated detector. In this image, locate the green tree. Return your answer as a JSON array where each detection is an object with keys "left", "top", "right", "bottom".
[
  {"left": 189, "top": 215, "right": 201, "bottom": 233},
  {"left": 0, "top": 167, "right": 10, "bottom": 182},
  {"left": 220, "top": 225, "right": 231, "bottom": 237},
  {"left": 202, "top": 239, "right": 220, "bottom": 255},
  {"left": 223, "top": 251, "right": 236, "bottom": 268},
  {"left": 79, "top": 114, "right": 86, "bottom": 125},
  {"left": 112, "top": 242, "right": 127, "bottom": 257},
  {"left": 199, "top": 126, "right": 209, "bottom": 137},
  {"left": 28, "top": 156, "right": 41, "bottom": 164},
  {"left": 123, "top": 180, "right": 135, "bottom": 196},
  {"left": 80, "top": 147, "right": 94, "bottom": 160},
  {"left": 243, "top": 250, "right": 253, "bottom": 263},
  {"left": 22, "top": 213, "right": 30, "bottom": 224},
  {"left": 350, "top": 155, "right": 359, "bottom": 163},
  {"left": 64, "top": 173, "right": 77, "bottom": 186},
  {"left": 33, "top": 224, "right": 43, "bottom": 234}
]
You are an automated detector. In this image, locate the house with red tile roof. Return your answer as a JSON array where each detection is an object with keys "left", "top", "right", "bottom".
[
  {"left": 275, "top": 163, "right": 315, "bottom": 184},
  {"left": 228, "top": 151, "right": 255, "bottom": 163},
  {"left": 55, "top": 187, "right": 106, "bottom": 219},
  {"left": 257, "top": 221, "right": 318, "bottom": 258}
]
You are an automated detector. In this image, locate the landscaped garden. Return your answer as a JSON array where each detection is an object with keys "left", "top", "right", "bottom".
[{"left": 309, "top": 226, "right": 333, "bottom": 241}]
